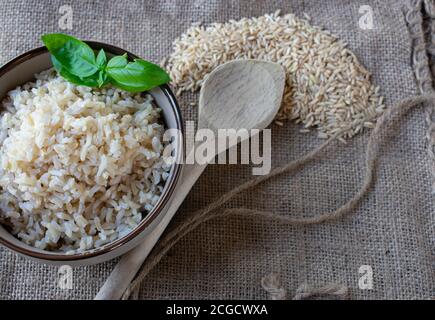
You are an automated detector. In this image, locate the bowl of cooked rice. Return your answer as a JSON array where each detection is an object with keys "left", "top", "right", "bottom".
[{"left": 0, "top": 42, "right": 183, "bottom": 265}]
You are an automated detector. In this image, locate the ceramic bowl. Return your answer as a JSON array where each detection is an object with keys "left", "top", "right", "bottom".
[{"left": 0, "top": 42, "right": 183, "bottom": 266}]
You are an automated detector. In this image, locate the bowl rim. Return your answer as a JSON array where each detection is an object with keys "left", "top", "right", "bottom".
[{"left": 0, "top": 41, "right": 184, "bottom": 261}]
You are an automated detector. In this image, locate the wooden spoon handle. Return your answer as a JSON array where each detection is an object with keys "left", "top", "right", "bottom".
[{"left": 95, "top": 159, "right": 207, "bottom": 300}]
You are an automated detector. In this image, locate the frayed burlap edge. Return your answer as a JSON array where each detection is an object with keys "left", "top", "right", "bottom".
[{"left": 406, "top": 0, "right": 435, "bottom": 193}]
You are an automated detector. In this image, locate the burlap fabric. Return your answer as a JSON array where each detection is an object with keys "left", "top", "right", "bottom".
[{"left": 0, "top": 0, "right": 434, "bottom": 300}]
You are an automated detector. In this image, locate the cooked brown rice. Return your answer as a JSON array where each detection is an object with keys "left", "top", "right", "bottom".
[{"left": 0, "top": 69, "right": 171, "bottom": 253}]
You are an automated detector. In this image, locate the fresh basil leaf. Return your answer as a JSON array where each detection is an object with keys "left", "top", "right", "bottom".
[
  {"left": 96, "top": 49, "right": 107, "bottom": 69},
  {"left": 107, "top": 54, "right": 128, "bottom": 69},
  {"left": 42, "top": 33, "right": 169, "bottom": 92},
  {"left": 97, "top": 70, "right": 110, "bottom": 87},
  {"left": 42, "top": 33, "right": 98, "bottom": 77},
  {"left": 106, "top": 59, "right": 170, "bottom": 92},
  {"left": 51, "top": 55, "right": 99, "bottom": 87}
]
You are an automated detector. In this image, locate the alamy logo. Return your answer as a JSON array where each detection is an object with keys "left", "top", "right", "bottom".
[
  {"left": 58, "top": 265, "right": 73, "bottom": 290},
  {"left": 58, "top": 5, "right": 73, "bottom": 30},
  {"left": 358, "top": 5, "right": 374, "bottom": 30},
  {"left": 163, "top": 121, "right": 272, "bottom": 176},
  {"left": 358, "top": 265, "right": 373, "bottom": 290}
]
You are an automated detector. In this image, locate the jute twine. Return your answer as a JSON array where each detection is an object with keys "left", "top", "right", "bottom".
[
  {"left": 122, "top": 93, "right": 435, "bottom": 300},
  {"left": 261, "top": 273, "right": 348, "bottom": 300}
]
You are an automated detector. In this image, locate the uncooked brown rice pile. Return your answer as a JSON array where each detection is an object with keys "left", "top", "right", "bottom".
[
  {"left": 0, "top": 69, "right": 171, "bottom": 253},
  {"left": 166, "top": 11, "right": 385, "bottom": 140}
]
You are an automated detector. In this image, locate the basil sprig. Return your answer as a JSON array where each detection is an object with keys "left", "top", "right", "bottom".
[{"left": 41, "top": 33, "right": 170, "bottom": 92}]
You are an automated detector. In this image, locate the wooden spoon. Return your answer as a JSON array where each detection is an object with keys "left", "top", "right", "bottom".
[{"left": 95, "top": 60, "right": 285, "bottom": 300}]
